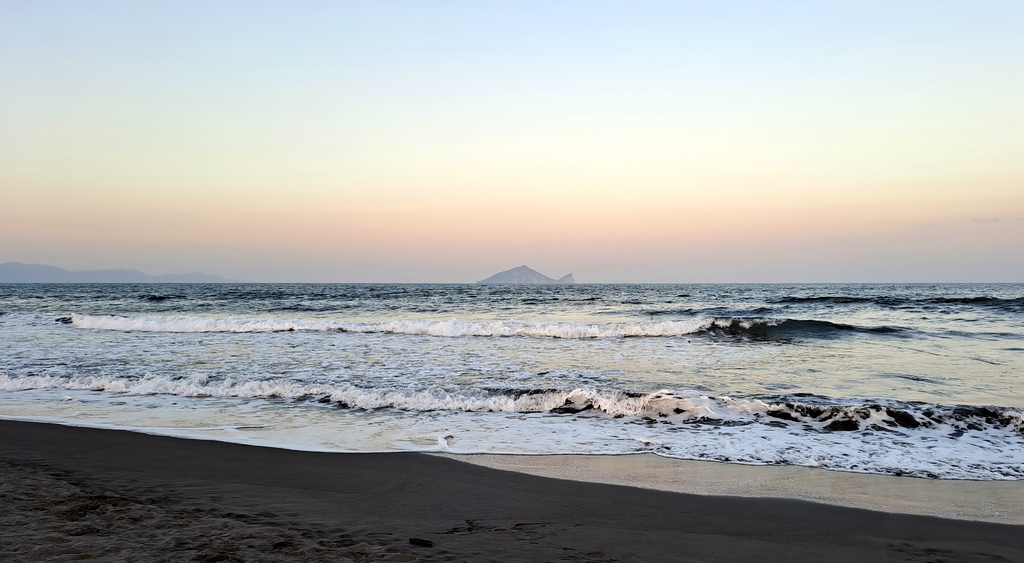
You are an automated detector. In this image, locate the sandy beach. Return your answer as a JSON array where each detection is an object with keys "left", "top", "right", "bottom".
[
  {"left": 2, "top": 420, "right": 1023, "bottom": 562},
  {"left": 439, "top": 452, "right": 1024, "bottom": 525}
]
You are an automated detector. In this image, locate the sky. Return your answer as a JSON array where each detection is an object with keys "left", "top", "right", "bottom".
[{"left": 1, "top": 1, "right": 1022, "bottom": 282}]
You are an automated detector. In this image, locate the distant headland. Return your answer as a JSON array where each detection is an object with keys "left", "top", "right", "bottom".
[
  {"left": 0, "top": 262, "right": 239, "bottom": 283},
  {"left": 477, "top": 265, "right": 575, "bottom": 284}
]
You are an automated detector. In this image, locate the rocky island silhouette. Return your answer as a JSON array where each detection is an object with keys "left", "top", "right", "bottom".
[{"left": 476, "top": 265, "right": 575, "bottom": 284}]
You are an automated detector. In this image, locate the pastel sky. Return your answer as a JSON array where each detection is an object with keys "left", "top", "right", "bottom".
[{"left": 2, "top": 1, "right": 1022, "bottom": 282}]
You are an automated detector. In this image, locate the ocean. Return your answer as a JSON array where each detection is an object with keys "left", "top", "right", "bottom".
[{"left": 1, "top": 283, "right": 1022, "bottom": 480}]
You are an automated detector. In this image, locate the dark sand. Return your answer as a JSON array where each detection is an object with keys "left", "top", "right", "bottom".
[{"left": 2, "top": 420, "right": 1022, "bottom": 562}]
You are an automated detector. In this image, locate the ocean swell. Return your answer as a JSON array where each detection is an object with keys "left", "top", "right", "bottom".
[{"left": 774, "top": 295, "right": 1024, "bottom": 312}]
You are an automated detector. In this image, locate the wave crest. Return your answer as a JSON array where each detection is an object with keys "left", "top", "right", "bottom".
[
  {"left": 66, "top": 314, "right": 901, "bottom": 339},
  {"left": 3, "top": 372, "right": 1020, "bottom": 436},
  {"left": 68, "top": 314, "right": 715, "bottom": 338}
]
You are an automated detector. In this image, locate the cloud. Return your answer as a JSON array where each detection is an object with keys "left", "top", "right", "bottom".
[{"left": 973, "top": 217, "right": 1001, "bottom": 223}]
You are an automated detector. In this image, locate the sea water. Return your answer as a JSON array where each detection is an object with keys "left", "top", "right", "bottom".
[{"left": 1, "top": 283, "right": 1022, "bottom": 480}]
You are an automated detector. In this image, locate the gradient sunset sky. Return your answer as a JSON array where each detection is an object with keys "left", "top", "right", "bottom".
[{"left": 2, "top": 1, "right": 1022, "bottom": 282}]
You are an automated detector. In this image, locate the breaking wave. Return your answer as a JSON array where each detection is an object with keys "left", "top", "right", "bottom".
[
  {"left": 66, "top": 313, "right": 902, "bottom": 339},
  {"left": 4, "top": 373, "right": 1023, "bottom": 479},
  {"left": 3, "top": 372, "right": 1019, "bottom": 435},
  {"left": 704, "top": 318, "right": 904, "bottom": 337}
]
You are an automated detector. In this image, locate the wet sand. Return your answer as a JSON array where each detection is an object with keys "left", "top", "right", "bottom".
[
  {"left": 438, "top": 453, "right": 1024, "bottom": 525},
  {"left": 2, "top": 420, "right": 1023, "bottom": 562}
]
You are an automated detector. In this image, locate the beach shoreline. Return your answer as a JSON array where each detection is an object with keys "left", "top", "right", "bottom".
[
  {"left": 3, "top": 420, "right": 1023, "bottom": 562},
  {"left": 437, "top": 452, "right": 1024, "bottom": 525}
]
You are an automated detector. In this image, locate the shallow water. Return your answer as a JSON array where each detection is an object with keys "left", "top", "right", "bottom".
[{"left": 1, "top": 283, "right": 1022, "bottom": 479}]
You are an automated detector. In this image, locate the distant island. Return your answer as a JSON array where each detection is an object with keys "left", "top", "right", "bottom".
[
  {"left": 477, "top": 265, "right": 575, "bottom": 284},
  {"left": 0, "top": 262, "right": 239, "bottom": 283}
]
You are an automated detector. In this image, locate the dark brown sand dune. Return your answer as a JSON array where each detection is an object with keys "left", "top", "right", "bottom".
[{"left": 2, "top": 420, "right": 1022, "bottom": 562}]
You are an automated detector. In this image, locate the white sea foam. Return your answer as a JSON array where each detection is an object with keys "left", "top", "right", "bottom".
[
  {"left": 0, "top": 372, "right": 716, "bottom": 420},
  {"left": 3, "top": 372, "right": 1021, "bottom": 434},
  {"left": 69, "top": 313, "right": 715, "bottom": 338},
  {"left": 0, "top": 372, "right": 603, "bottom": 412},
  {"left": 2, "top": 383, "right": 1022, "bottom": 480},
  {"left": 6, "top": 283, "right": 1024, "bottom": 482}
]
